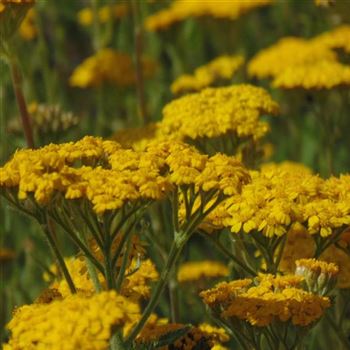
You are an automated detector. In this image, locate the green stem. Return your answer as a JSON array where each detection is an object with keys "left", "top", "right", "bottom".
[
  {"left": 110, "top": 332, "right": 126, "bottom": 350},
  {"left": 125, "top": 236, "right": 186, "bottom": 344},
  {"left": 115, "top": 234, "right": 133, "bottom": 292},
  {"left": 202, "top": 232, "right": 256, "bottom": 276},
  {"left": 325, "top": 312, "right": 350, "bottom": 349},
  {"left": 50, "top": 211, "right": 105, "bottom": 274},
  {"left": 40, "top": 217, "right": 76, "bottom": 293}
]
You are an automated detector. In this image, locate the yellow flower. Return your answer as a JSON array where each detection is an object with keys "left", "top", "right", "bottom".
[
  {"left": 171, "top": 55, "right": 244, "bottom": 94},
  {"left": 177, "top": 260, "right": 229, "bottom": 283},
  {"left": 145, "top": 0, "right": 273, "bottom": 31},
  {"left": 295, "top": 258, "right": 338, "bottom": 294},
  {"left": 273, "top": 60, "right": 350, "bottom": 90},
  {"left": 248, "top": 37, "right": 337, "bottom": 79},
  {"left": 202, "top": 275, "right": 330, "bottom": 327},
  {"left": 160, "top": 84, "right": 279, "bottom": 142},
  {"left": 313, "top": 25, "right": 350, "bottom": 54},
  {"left": 69, "top": 48, "right": 156, "bottom": 88},
  {"left": 4, "top": 291, "right": 138, "bottom": 350}
]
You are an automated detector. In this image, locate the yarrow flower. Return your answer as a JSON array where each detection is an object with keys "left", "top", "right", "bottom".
[
  {"left": 3, "top": 291, "right": 139, "bottom": 350},
  {"left": 69, "top": 48, "right": 157, "bottom": 88},
  {"left": 248, "top": 37, "right": 337, "bottom": 79},
  {"left": 145, "top": 0, "right": 273, "bottom": 32},
  {"left": 273, "top": 60, "right": 350, "bottom": 90},
  {"left": 171, "top": 55, "right": 244, "bottom": 95},
  {"left": 200, "top": 274, "right": 330, "bottom": 327},
  {"left": 295, "top": 258, "right": 338, "bottom": 295},
  {"left": 312, "top": 25, "right": 350, "bottom": 54},
  {"left": 177, "top": 260, "right": 229, "bottom": 283},
  {"left": 159, "top": 84, "right": 279, "bottom": 156},
  {"left": 0, "top": 136, "right": 172, "bottom": 213}
]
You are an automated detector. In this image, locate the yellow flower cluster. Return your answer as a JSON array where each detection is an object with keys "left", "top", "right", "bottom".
[
  {"left": 177, "top": 260, "right": 229, "bottom": 283},
  {"left": 0, "top": 136, "right": 171, "bottom": 213},
  {"left": 147, "top": 140, "right": 250, "bottom": 193},
  {"left": 295, "top": 258, "right": 339, "bottom": 294},
  {"left": 273, "top": 60, "right": 350, "bottom": 90},
  {"left": 145, "top": 0, "right": 273, "bottom": 32},
  {"left": 49, "top": 255, "right": 159, "bottom": 301},
  {"left": 69, "top": 48, "right": 156, "bottom": 88},
  {"left": 206, "top": 163, "right": 350, "bottom": 237},
  {"left": 0, "top": 137, "right": 250, "bottom": 214},
  {"left": 296, "top": 258, "right": 339, "bottom": 277},
  {"left": 3, "top": 291, "right": 138, "bottom": 350},
  {"left": 171, "top": 55, "right": 244, "bottom": 94},
  {"left": 160, "top": 84, "right": 279, "bottom": 142},
  {"left": 137, "top": 322, "right": 229, "bottom": 350},
  {"left": 201, "top": 274, "right": 330, "bottom": 327},
  {"left": 278, "top": 224, "right": 350, "bottom": 289},
  {"left": 113, "top": 123, "right": 161, "bottom": 151},
  {"left": 77, "top": 3, "right": 128, "bottom": 26},
  {"left": 248, "top": 37, "right": 337, "bottom": 79},
  {"left": 249, "top": 26, "right": 350, "bottom": 89},
  {"left": 313, "top": 25, "right": 350, "bottom": 53}
]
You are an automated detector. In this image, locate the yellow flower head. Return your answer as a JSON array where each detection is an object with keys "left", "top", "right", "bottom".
[
  {"left": 171, "top": 55, "right": 244, "bottom": 94},
  {"left": 145, "top": 0, "right": 273, "bottom": 31},
  {"left": 248, "top": 37, "right": 337, "bottom": 79},
  {"left": 313, "top": 25, "right": 350, "bottom": 54},
  {"left": 0, "top": 136, "right": 173, "bottom": 213},
  {"left": 295, "top": 258, "right": 338, "bottom": 295},
  {"left": 160, "top": 84, "right": 279, "bottom": 142},
  {"left": 5, "top": 291, "right": 138, "bottom": 350},
  {"left": 273, "top": 60, "right": 350, "bottom": 90},
  {"left": 69, "top": 48, "right": 156, "bottom": 88},
  {"left": 202, "top": 275, "right": 330, "bottom": 327},
  {"left": 177, "top": 260, "right": 229, "bottom": 283}
]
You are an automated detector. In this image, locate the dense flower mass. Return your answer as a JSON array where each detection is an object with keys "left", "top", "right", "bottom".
[
  {"left": 171, "top": 55, "right": 244, "bottom": 94},
  {"left": 3, "top": 291, "right": 138, "bottom": 350},
  {"left": 177, "top": 260, "right": 229, "bottom": 282},
  {"left": 273, "top": 60, "right": 350, "bottom": 90},
  {"left": 201, "top": 274, "right": 330, "bottom": 327},
  {"left": 313, "top": 25, "right": 350, "bottom": 54},
  {"left": 145, "top": 0, "right": 273, "bottom": 31},
  {"left": 69, "top": 48, "right": 156, "bottom": 88},
  {"left": 0, "top": 136, "right": 250, "bottom": 214},
  {"left": 248, "top": 37, "right": 337, "bottom": 79},
  {"left": 160, "top": 84, "right": 279, "bottom": 142},
  {"left": 204, "top": 163, "right": 350, "bottom": 238}
]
